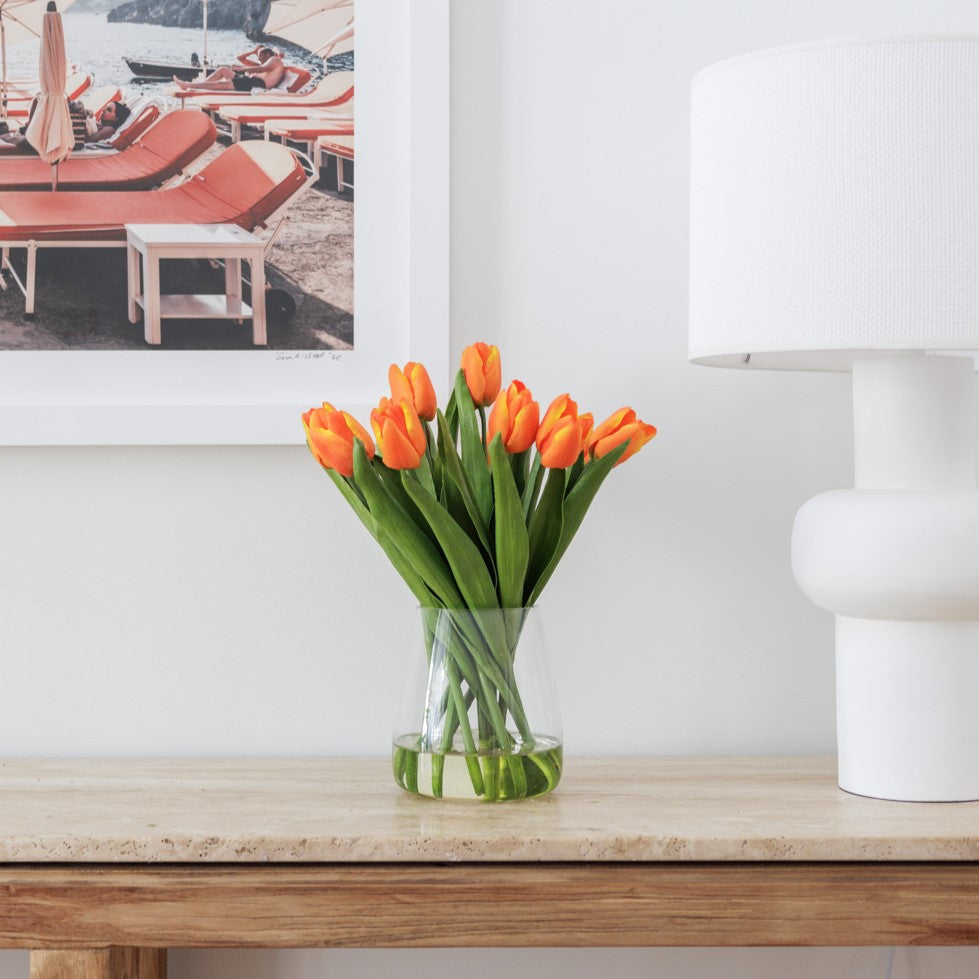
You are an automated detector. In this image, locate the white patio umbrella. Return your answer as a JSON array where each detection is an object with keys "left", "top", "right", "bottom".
[
  {"left": 315, "top": 16, "right": 353, "bottom": 60},
  {"left": 0, "top": 0, "right": 76, "bottom": 119},
  {"left": 264, "top": 0, "right": 354, "bottom": 60},
  {"left": 24, "top": 0, "right": 71, "bottom": 189}
]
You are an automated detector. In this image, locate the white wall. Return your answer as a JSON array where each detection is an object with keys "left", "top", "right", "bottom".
[{"left": 1, "top": 0, "right": 978, "bottom": 975}]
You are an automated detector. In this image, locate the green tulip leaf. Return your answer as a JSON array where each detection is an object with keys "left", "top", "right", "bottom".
[
  {"left": 444, "top": 369, "right": 463, "bottom": 443},
  {"left": 524, "top": 467, "right": 567, "bottom": 606},
  {"left": 489, "top": 435, "right": 529, "bottom": 610},
  {"left": 374, "top": 458, "right": 438, "bottom": 547},
  {"left": 376, "top": 527, "right": 442, "bottom": 607},
  {"left": 401, "top": 468, "right": 500, "bottom": 612},
  {"left": 323, "top": 465, "right": 376, "bottom": 537},
  {"left": 353, "top": 441, "right": 464, "bottom": 608},
  {"left": 442, "top": 468, "right": 496, "bottom": 580},
  {"left": 324, "top": 459, "right": 440, "bottom": 606},
  {"left": 453, "top": 369, "right": 493, "bottom": 525},
  {"left": 522, "top": 453, "right": 544, "bottom": 522},
  {"left": 526, "top": 442, "right": 628, "bottom": 606},
  {"left": 435, "top": 409, "right": 492, "bottom": 558}
]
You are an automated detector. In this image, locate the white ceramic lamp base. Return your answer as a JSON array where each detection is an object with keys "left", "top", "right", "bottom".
[
  {"left": 793, "top": 355, "right": 979, "bottom": 801},
  {"left": 836, "top": 618, "right": 979, "bottom": 800}
]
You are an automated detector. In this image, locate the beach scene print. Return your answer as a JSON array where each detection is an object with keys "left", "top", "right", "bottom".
[{"left": 0, "top": 0, "right": 353, "bottom": 351}]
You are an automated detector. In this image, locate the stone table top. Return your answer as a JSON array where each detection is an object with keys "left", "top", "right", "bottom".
[{"left": 0, "top": 756, "right": 976, "bottom": 863}]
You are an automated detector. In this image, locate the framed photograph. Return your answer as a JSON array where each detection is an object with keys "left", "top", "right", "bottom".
[{"left": 0, "top": 0, "right": 449, "bottom": 445}]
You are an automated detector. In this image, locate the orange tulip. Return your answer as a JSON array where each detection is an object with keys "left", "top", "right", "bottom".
[
  {"left": 536, "top": 394, "right": 590, "bottom": 469},
  {"left": 370, "top": 397, "right": 428, "bottom": 470},
  {"left": 487, "top": 380, "right": 540, "bottom": 454},
  {"left": 389, "top": 361, "right": 437, "bottom": 422},
  {"left": 302, "top": 402, "right": 375, "bottom": 478},
  {"left": 587, "top": 407, "right": 657, "bottom": 466},
  {"left": 460, "top": 342, "right": 502, "bottom": 407}
]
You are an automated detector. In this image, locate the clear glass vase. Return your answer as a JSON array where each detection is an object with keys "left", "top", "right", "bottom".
[{"left": 392, "top": 606, "right": 563, "bottom": 802}]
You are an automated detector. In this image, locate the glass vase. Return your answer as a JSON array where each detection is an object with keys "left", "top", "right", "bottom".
[{"left": 392, "top": 606, "right": 562, "bottom": 802}]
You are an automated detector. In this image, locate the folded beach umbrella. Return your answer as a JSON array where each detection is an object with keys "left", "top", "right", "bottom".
[
  {"left": 264, "top": 0, "right": 354, "bottom": 59},
  {"left": 25, "top": 0, "right": 71, "bottom": 187},
  {"left": 0, "top": 0, "right": 76, "bottom": 119}
]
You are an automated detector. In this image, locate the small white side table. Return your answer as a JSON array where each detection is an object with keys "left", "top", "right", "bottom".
[{"left": 126, "top": 224, "right": 268, "bottom": 346}]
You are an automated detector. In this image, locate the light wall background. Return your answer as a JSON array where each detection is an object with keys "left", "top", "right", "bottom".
[{"left": 1, "top": 0, "right": 977, "bottom": 976}]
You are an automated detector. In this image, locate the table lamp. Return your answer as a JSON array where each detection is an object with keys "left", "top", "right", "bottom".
[{"left": 689, "top": 36, "right": 979, "bottom": 801}]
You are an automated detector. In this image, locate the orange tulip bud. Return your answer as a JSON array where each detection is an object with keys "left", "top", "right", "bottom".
[
  {"left": 389, "top": 361, "right": 437, "bottom": 422},
  {"left": 460, "top": 342, "right": 502, "bottom": 407},
  {"left": 370, "top": 397, "right": 428, "bottom": 470},
  {"left": 302, "top": 402, "right": 375, "bottom": 478},
  {"left": 587, "top": 407, "right": 657, "bottom": 466},
  {"left": 487, "top": 380, "right": 540, "bottom": 454},
  {"left": 536, "top": 394, "right": 589, "bottom": 469}
]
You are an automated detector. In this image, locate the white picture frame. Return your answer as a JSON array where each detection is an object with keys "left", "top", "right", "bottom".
[{"left": 0, "top": 0, "right": 449, "bottom": 446}]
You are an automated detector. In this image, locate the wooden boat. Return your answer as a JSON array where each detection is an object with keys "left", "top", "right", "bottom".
[{"left": 125, "top": 58, "right": 208, "bottom": 82}]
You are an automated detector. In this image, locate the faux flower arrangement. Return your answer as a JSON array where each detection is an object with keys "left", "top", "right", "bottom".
[{"left": 303, "top": 343, "right": 655, "bottom": 801}]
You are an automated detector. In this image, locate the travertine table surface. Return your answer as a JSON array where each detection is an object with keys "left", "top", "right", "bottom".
[
  {"left": 1, "top": 755, "right": 977, "bottom": 863},
  {"left": 3, "top": 756, "right": 979, "bottom": 978}
]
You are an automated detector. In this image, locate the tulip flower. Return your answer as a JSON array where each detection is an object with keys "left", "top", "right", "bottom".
[
  {"left": 461, "top": 342, "right": 502, "bottom": 407},
  {"left": 587, "top": 407, "right": 657, "bottom": 466},
  {"left": 389, "top": 361, "right": 437, "bottom": 422},
  {"left": 371, "top": 397, "right": 428, "bottom": 470},
  {"left": 487, "top": 380, "right": 540, "bottom": 454},
  {"left": 536, "top": 394, "right": 591, "bottom": 469},
  {"left": 302, "top": 402, "right": 375, "bottom": 478}
]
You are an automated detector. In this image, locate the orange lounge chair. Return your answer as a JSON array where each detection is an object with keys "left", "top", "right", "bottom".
[
  {"left": 0, "top": 110, "right": 214, "bottom": 190},
  {"left": 172, "top": 64, "right": 314, "bottom": 100},
  {"left": 173, "top": 64, "right": 326, "bottom": 105},
  {"left": 222, "top": 104, "right": 352, "bottom": 142},
  {"left": 2, "top": 71, "right": 92, "bottom": 111},
  {"left": 0, "top": 88, "right": 139, "bottom": 158},
  {"left": 176, "top": 72, "right": 353, "bottom": 118},
  {"left": 263, "top": 119, "right": 353, "bottom": 180},
  {"left": 4, "top": 83, "right": 119, "bottom": 125},
  {"left": 0, "top": 141, "right": 308, "bottom": 313},
  {"left": 103, "top": 103, "right": 161, "bottom": 151},
  {"left": 316, "top": 134, "right": 353, "bottom": 192}
]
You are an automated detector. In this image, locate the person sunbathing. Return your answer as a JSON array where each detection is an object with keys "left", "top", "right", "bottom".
[
  {"left": 0, "top": 98, "right": 129, "bottom": 152},
  {"left": 85, "top": 100, "right": 130, "bottom": 143},
  {"left": 236, "top": 44, "right": 283, "bottom": 67},
  {"left": 173, "top": 47, "right": 286, "bottom": 92}
]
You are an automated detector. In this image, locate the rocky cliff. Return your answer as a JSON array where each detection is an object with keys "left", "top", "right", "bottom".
[{"left": 107, "top": 0, "right": 271, "bottom": 38}]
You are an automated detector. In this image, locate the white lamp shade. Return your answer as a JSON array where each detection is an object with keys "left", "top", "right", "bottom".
[{"left": 689, "top": 36, "right": 979, "bottom": 370}]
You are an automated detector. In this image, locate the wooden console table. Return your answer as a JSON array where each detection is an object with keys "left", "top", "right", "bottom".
[{"left": 2, "top": 757, "right": 978, "bottom": 978}]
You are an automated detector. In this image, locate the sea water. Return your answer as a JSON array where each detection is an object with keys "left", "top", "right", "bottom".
[{"left": 4, "top": 11, "right": 346, "bottom": 98}]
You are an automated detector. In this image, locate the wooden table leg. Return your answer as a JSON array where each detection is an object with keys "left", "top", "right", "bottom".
[
  {"left": 127, "top": 244, "right": 140, "bottom": 325},
  {"left": 225, "top": 257, "right": 241, "bottom": 319},
  {"left": 143, "top": 256, "right": 161, "bottom": 346},
  {"left": 250, "top": 253, "right": 267, "bottom": 346},
  {"left": 25, "top": 242, "right": 36, "bottom": 316},
  {"left": 30, "top": 949, "right": 166, "bottom": 979}
]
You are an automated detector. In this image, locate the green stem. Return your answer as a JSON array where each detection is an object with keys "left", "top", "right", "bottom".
[
  {"left": 476, "top": 669, "right": 514, "bottom": 752},
  {"left": 482, "top": 749, "right": 498, "bottom": 799},
  {"left": 528, "top": 747, "right": 562, "bottom": 793},
  {"left": 392, "top": 744, "right": 408, "bottom": 786},
  {"left": 446, "top": 659, "right": 485, "bottom": 796},
  {"left": 404, "top": 746, "right": 418, "bottom": 794}
]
